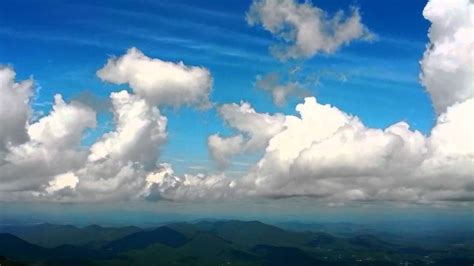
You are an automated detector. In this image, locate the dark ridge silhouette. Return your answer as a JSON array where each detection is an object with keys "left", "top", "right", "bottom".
[{"left": 0, "top": 233, "right": 47, "bottom": 260}]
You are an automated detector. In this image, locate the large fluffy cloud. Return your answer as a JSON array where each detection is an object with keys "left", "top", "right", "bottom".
[
  {"left": 217, "top": 93, "right": 472, "bottom": 204},
  {"left": 0, "top": 93, "right": 96, "bottom": 193},
  {"left": 88, "top": 90, "right": 167, "bottom": 167},
  {"left": 238, "top": 98, "right": 428, "bottom": 200},
  {"left": 246, "top": 0, "right": 374, "bottom": 60},
  {"left": 71, "top": 90, "right": 168, "bottom": 202},
  {"left": 97, "top": 47, "right": 213, "bottom": 108},
  {"left": 420, "top": 0, "right": 474, "bottom": 114}
]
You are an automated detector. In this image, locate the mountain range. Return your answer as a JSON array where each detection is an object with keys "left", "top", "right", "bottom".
[{"left": 0, "top": 220, "right": 473, "bottom": 266}]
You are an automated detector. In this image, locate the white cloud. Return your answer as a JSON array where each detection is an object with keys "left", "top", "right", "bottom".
[
  {"left": 88, "top": 90, "right": 167, "bottom": 168},
  {"left": 73, "top": 161, "right": 150, "bottom": 202},
  {"left": 246, "top": 0, "right": 374, "bottom": 60},
  {"left": 428, "top": 98, "right": 474, "bottom": 160},
  {"left": 207, "top": 101, "right": 285, "bottom": 167},
  {"left": 144, "top": 164, "right": 234, "bottom": 201},
  {"left": 66, "top": 89, "right": 168, "bottom": 202},
  {"left": 208, "top": 134, "right": 245, "bottom": 167},
  {"left": 0, "top": 94, "right": 96, "bottom": 193},
  {"left": 146, "top": 163, "right": 175, "bottom": 186},
  {"left": 237, "top": 97, "right": 428, "bottom": 200},
  {"left": 28, "top": 95, "right": 97, "bottom": 148},
  {"left": 225, "top": 92, "right": 471, "bottom": 205},
  {"left": 45, "top": 172, "right": 79, "bottom": 194},
  {"left": 0, "top": 67, "right": 34, "bottom": 154},
  {"left": 420, "top": 0, "right": 474, "bottom": 113},
  {"left": 218, "top": 102, "right": 286, "bottom": 149},
  {"left": 97, "top": 47, "right": 213, "bottom": 108},
  {"left": 265, "top": 97, "right": 352, "bottom": 162},
  {"left": 419, "top": 98, "right": 474, "bottom": 188}
]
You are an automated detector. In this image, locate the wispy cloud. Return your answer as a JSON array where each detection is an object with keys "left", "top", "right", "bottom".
[
  {"left": 0, "top": 27, "right": 119, "bottom": 50},
  {"left": 144, "top": 1, "right": 243, "bottom": 21},
  {"left": 68, "top": 3, "right": 271, "bottom": 47}
]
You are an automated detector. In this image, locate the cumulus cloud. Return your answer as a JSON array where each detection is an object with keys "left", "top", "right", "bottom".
[
  {"left": 71, "top": 90, "right": 168, "bottom": 202},
  {"left": 88, "top": 90, "right": 167, "bottom": 168},
  {"left": 255, "top": 73, "right": 307, "bottom": 106},
  {"left": 220, "top": 93, "right": 471, "bottom": 205},
  {"left": 0, "top": 93, "right": 96, "bottom": 193},
  {"left": 0, "top": 67, "right": 34, "bottom": 154},
  {"left": 420, "top": 0, "right": 474, "bottom": 114},
  {"left": 97, "top": 47, "right": 213, "bottom": 108},
  {"left": 207, "top": 102, "right": 285, "bottom": 167},
  {"left": 238, "top": 97, "right": 429, "bottom": 200},
  {"left": 246, "top": 0, "right": 374, "bottom": 60}
]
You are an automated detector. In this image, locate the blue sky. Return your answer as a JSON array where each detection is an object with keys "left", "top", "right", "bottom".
[{"left": 0, "top": 0, "right": 433, "bottom": 175}]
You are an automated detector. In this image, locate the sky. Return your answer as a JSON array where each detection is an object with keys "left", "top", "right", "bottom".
[{"left": 0, "top": 0, "right": 473, "bottom": 223}]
